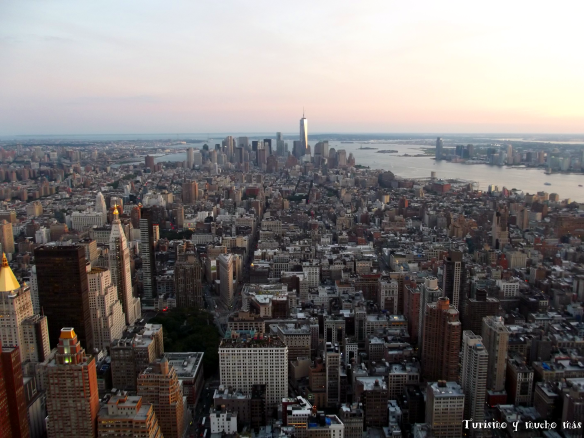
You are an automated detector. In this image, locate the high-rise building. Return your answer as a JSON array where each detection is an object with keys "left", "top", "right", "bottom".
[
  {"left": 442, "top": 250, "right": 465, "bottom": 310},
  {"left": 97, "top": 394, "right": 163, "bottom": 438},
  {"left": 421, "top": 297, "right": 461, "bottom": 382},
  {"left": 95, "top": 192, "right": 107, "bottom": 223},
  {"left": 87, "top": 267, "right": 126, "bottom": 351},
  {"left": 219, "top": 335, "right": 288, "bottom": 412},
  {"left": 435, "top": 137, "right": 443, "bottom": 160},
  {"left": 460, "top": 331, "right": 488, "bottom": 422},
  {"left": 109, "top": 206, "right": 141, "bottom": 325},
  {"left": 238, "top": 137, "right": 249, "bottom": 148},
  {"left": 174, "top": 253, "right": 203, "bottom": 308},
  {"left": 34, "top": 245, "right": 94, "bottom": 351},
  {"left": 217, "top": 254, "right": 234, "bottom": 308},
  {"left": 21, "top": 314, "right": 51, "bottom": 364},
  {"left": 418, "top": 277, "right": 442, "bottom": 350},
  {"left": 186, "top": 147, "right": 194, "bottom": 169},
  {"left": 0, "top": 220, "right": 14, "bottom": 254},
  {"left": 355, "top": 377, "right": 388, "bottom": 427},
  {"left": 426, "top": 381, "right": 464, "bottom": 437},
  {"left": 0, "top": 253, "right": 36, "bottom": 363},
  {"left": 461, "top": 287, "right": 500, "bottom": 335},
  {"left": 139, "top": 208, "right": 157, "bottom": 307},
  {"left": 223, "top": 136, "right": 235, "bottom": 161},
  {"left": 275, "top": 325, "right": 311, "bottom": 364},
  {"left": 182, "top": 181, "right": 198, "bottom": 204},
  {"left": 492, "top": 208, "right": 509, "bottom": 249},
  {"left": 482, "top": 316, "right": 510, "bottom": 393},
  {"left": 145, "top": 155, "right": 155, "bottom": 170},
  {"left": 45, "top": 328, "right": 100, "bottom": 438},
  {"left": 506, "top": 353, "right": 534, "bottom": 406},
  {"left": 110, "top": 323, "right": 164, "bottom": 392},
  {"left": 300, "top": 112, "right": 308, "bottom": 156},
  {"left": 325, "top": 343, "right": 340, "bottom": 408},
  {"left": 0, "top": 344, "right": 12, "bottom": 437},
  {"left": 1, "top": 345, "right": 30, "bottom": 438},
  {"left": 137, "top": 358, "right": 186, "bottom": 438}
]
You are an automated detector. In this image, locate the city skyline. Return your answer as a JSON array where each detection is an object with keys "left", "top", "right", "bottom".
[{"left": 2, "top": 1, "right": 584, "bottom": 135}]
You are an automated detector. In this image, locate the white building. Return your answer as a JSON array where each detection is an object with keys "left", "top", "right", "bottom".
[
  {"left": 0, "top": 254, "right": 49, "bottom": 363},
  {"left": 378, "top": 277, "right": 399, "bottom": 313},
  {"left": 426, "top": 381, "right": 464, "bottom": 438},
  {"left": 218, "top": 254, "right": 234, "bottom": 308},
  {"left": 482, "top": 316, "right": 510, "bottom": 392},
  {"left": 219, "top": 335, "right": 288, "bottom": 411},
  {"left": 496, "top": 279, "right": 520, "bottom": 298},
  {"left": 95, "top": 191, "right": 107, "bottom": 221},
  {"left": 460, "top": 331, "right": 488, "bottom": 422},
  {"left": 87, "top": 267, "right": 126, "bottom": 350},
  {"left": 70, "top": 211, "right": 106, "bottom": 231},
  {"left": 109, "top": 207, "right": 141, "bottom": 325},
  {"left": 35, "top": 227, "right": 51, "bottom": 244},
  {"left": 210, "top": 410, "right": 237, "bottom": 434}
]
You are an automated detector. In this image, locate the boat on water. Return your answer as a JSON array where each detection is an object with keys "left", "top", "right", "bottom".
[
  {"left": 579, "top": 185, "right": 583, "bottom": 187},
  {"left": 544, "top": 182, "right": 551, "bottom": 186}
]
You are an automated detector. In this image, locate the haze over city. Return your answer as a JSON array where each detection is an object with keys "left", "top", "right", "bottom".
[{"left": 2, "top": 0, "right": 584, "bottom": 135}]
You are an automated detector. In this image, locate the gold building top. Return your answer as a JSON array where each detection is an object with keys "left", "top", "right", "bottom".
[{"left": 0, "top": 253, "right": 20, "bottom": 292}]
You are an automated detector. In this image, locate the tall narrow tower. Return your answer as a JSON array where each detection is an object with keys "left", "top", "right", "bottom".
[
  {"left": 421, "top": 297, "right": 461, "bottom": 382},
  {"left": 300, "top": 111, "right": 308, "bottom": 156},
  {"left": 45, "top": 328, "right": 100, "bottom": 438},
  {"left": 109, "top": 205, "right": 141, "bottom": 325},
  {"left": 34, "top": 245, "right": 94, "bottom": 352},
  {"left": 442, "top": 250, "right": 465, "bottom": 310},
  {"left": 139, "top": 207, "right": 157, "bottom": 307},
  {"left": 95, "top": 192, "right": 107, "bottom": 223},
  {"left": 460, "top": 331, "right": 488, "bottom": 422},
  {"left": 482, "top": 316, "right": 510, "bottom": 393}
]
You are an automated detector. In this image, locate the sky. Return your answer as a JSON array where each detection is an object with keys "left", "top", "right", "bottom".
[{"left": 1, "top": 1, "right": 584, "bottom": 135}]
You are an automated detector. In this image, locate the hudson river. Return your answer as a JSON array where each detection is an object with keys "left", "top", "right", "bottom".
[{"left": 148, "top": 140, "right": 584, "bottom": 202}]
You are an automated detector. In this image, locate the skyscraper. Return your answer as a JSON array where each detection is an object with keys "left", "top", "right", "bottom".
[
  {"left": 223, "top": 136, "right": 235, "bottom": 161},
  {"left": 435, "top": 137, "right": 443, "bottom": 160},
  {"left": 421, "top": 297, "right": 461, "bottom": 382},
  {"left": 186, "top": 147, "right": 194, "bottom": 169},
  {"left": 300, "top": 112, "right": 308, "bottom": 156},
  {"left": 219, "top": 335, "right": 288, "bottom": 412},
  {"left": 482, "top": 316, "right": 510, "bottom": 393},
  {"left": 137, "top": 357, "right": 186, "bottom": 438},
  {"left": 325, "top": 344, "right": 341, "bottom": 408},
  {"left": 95, "top": 191, "right": 107, "bottom": 223},
  {"left": 0, "top": 343, "right": 11, "bottom": 437},
  {"left": 0, "top": 220, "right": 14, "bottom": 254},
  {"left": 491, "top": 208, "right": 509, "bottom": 249},
  {"left": 145, "top": 155, "right": 155, "bottom": 170},
  {"left": 109, "top": 206, "right": 141, "bottom": 325},
  {"left": 87, "top": 267, "right": 126, "bottom": 350},
  {"left": 418, "top": 277, "right": 442, "bottom": 351},
  {"left": 426, "top": 381, "right": 464, "bottom": 437},
  {"left": 238, "top": 136, "right": 249, "bottom": 148},
  {"left": 182, "top": 181, "right": 198, "bottom": 204},
  {"left": 0, "top": 253, "right": 35, "bottom": 363},
  {"left": 1, "top": 345, "right": 30, "bottom": 438},
  {"left": 442, "top": 250, "right": 465, "bottom": 310},
  {"left": 139, "top": 207, "right": 157, "bottom": 307},
  {"left": 460, "top": 331, "right": 488, "bottom": 422},
  {"left": 217, "top": 254, "right": 234, "bottom": 308},
  {"left": 45, "top": 328, "right": 100, "bottom": 438},
  {"left": 34, "top": 245, "right": 94, "bottom": 352},
  {"left": 174, "top": 253, "right": 203, "bottom": 308}
]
